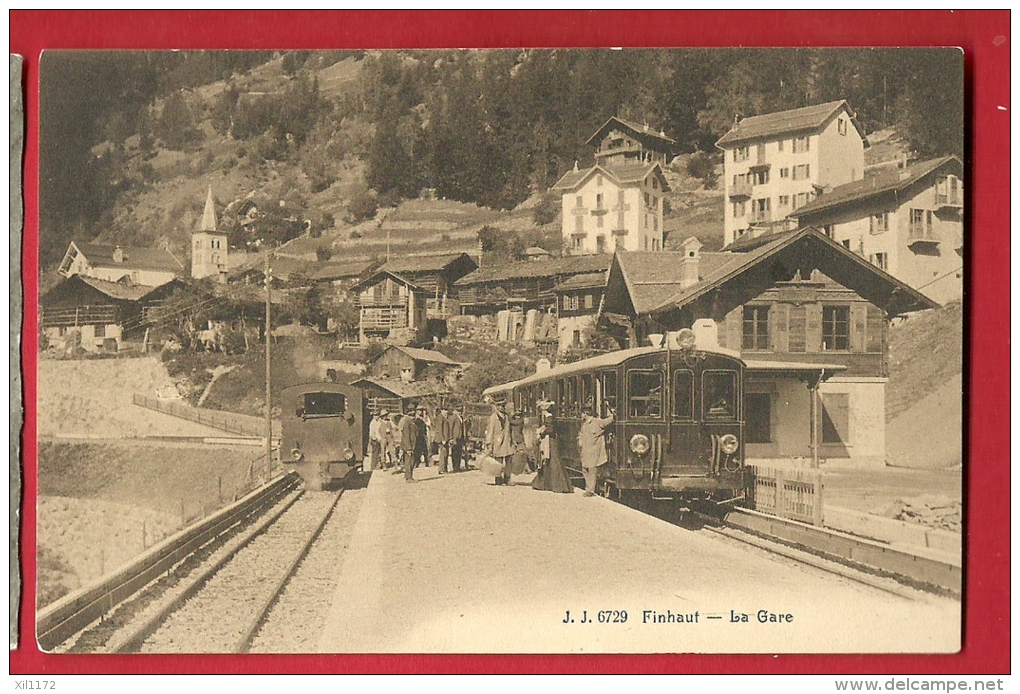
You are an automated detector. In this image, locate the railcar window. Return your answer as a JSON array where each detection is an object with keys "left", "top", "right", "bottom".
[
  {"left": 601, "top": 371, "right": 618, "bottom": 418},
  {"left": 703, "top": 371, "right": 738, "bottom": 420},
  {"left": 627, "top": 370, "right": 663, "bottom": 419},
  {"left": 567, "top": 376, "right": 579, "bottom": 416},
  {"left": 581, "top": 374, "right": 594, "bottom": 411},
  {"left": 302, "top": 391, "right": 346, "bottom": 417},
  {"left": 673, "top": 370, "right": 694, "bottom": 420}
]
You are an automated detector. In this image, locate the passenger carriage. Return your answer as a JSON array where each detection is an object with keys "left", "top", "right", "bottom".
[
  {"left": 281, "top": 382, "right": 367, "bottom": 490},
  {"left": 483, "top": 329, "right": 747, "bottom": 504}
]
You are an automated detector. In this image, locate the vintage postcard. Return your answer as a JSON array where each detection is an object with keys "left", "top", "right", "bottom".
[{"left": 27, "top": 46, "right": 967, "bottom": 658}]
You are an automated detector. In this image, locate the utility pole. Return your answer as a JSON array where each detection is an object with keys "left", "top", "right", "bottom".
[{"left": 265, "top": 252, "right": 273, "bottom": 478}]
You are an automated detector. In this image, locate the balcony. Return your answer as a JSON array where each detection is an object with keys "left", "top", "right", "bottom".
[
  {"left": 907, "top": 224, "right": 940, "bottom": 250},
  {"left": 934, "top": 191, "right": 963, "bottom": 211},
  {"left": 359, "top": 295, "right": 408, "bottom": 308},
  {"left": 729, "top": 181, "right": 752, "bottom": 199},
  {"left": 361, "top": 307, "right": 409, "bottom": 331},
  {"left": 750, "top": 210, "right": 772, "bottom": 224}
]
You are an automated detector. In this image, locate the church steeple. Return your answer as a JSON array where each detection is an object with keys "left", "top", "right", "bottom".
[
  {"left": 200, "top": 186, "right": 218, "bottom": 232},
  {"left": 192, "top": 187, "right": 228, "bottom": 282}
]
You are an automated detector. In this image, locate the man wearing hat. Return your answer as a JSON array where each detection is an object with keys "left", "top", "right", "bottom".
[
  {"left": 368, "top": 409, "right": 387, "bottom": 471},
  {"left": 434, "top": 405, "right": 452, "bottom": 473},
  {"left": 400, "top": 404, "right": 420, "bottom": 482},
  {"left": 449, "top": 405, "right": 468, "bottom": 472},
  {"left": 485, "top": 398, "right": 513, "bottom": 484},
  {"left": 578, "top": 402, "right": 615, "bottom": 497}
]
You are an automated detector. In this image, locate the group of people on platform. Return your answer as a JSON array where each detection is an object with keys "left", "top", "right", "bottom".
[
  {"left": 484, "top": 397, "right": 614, "bottom": 498},
  {"left": 367, "top": 404, "right": 470, "bottom": 483}
]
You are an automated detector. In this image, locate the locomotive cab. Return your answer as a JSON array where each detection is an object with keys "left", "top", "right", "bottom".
[{"left": 281, "top": 383, "right": 366, "bottom": 490}]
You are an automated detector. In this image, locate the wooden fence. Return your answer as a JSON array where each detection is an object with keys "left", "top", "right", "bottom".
[
  {"left": 747, "top": 463, "right": 824, "bottom": 526},
  {"left": 132, "top": 393, "right": 279, "bottom": 438}
]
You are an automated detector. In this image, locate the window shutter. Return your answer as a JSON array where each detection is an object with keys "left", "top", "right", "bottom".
[
  {"left": 866, "top": 305, "right": 885, "bottom": 353},
  {"left": 772, "top": 303, "right": 790, "bottom": 352},
  {"left": 850, "top": 303, "right": 868, "bottom": 352},
  {"left": 805, "top": 304, "right": 823, "bottom": 352}
]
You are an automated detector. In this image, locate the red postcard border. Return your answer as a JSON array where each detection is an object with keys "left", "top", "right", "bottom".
[{"left": 9, "top": 10, "right": 1010, "bottom": 675}]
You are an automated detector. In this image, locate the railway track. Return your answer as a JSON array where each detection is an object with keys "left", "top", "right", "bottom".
[{"left": 43, "top": 472, "right": 355, "bottom": 653}]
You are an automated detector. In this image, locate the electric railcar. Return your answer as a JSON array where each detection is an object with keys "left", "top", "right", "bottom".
[
  {"left": 280, "top": 382, "right": 367, "bottom": 490},
  {"left": 483, "top": 332, "right": 747, "bottom": 505}
]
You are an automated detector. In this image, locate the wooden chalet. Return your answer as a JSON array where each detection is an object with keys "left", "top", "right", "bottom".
[
  {"left": 600, "top": 227, "right": 938, "bottom": 468},
  {"left": 379, "top": 253, "right": 478, "bottom": 319},
  {"left": 57, "top": 241, "right": 186, "bottom": 287},
  {"left": 349, "top": 270, "right": 429, "bottom": 346},
  {"left": 349, "top": 376, "right": 451, "bottom": 414},
  {"left": 551, "top": 271, "right": 608, "bottom": 353},
  {"left": 40, "top": 275, "right": 185, "bottom": 353},
  {"left": 367, "top": 345, "right": 463, "bottom": 384},
  {"left": 453, "top": 254, "right": 611, "bottom": 315}
]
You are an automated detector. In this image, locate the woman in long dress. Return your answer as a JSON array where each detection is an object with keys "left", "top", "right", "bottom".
[{"left": 532, "top": 400, "right": 573, "bottom": 493}]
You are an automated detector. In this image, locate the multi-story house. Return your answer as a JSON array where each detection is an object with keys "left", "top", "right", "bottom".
[
  {"left": 552, "top": 117, "right": 674, "bottom": 255},
  {"left": 792, "top": 155, "right": 964, "bottom": 304},
  {"left": 599, "top": 228, "right": 937, "bottom": 468},
  {"left": 551, "top": 271, "right": 607, "bottom": 354},
  {"left": 57, "top": 241, "right": 185, "bottom": 288},
  {"left": 350, "top": 270, "right": 428, "bottom": 346},
  {"left": 717, "top": 100, "right": 867, "bottom": 247}
]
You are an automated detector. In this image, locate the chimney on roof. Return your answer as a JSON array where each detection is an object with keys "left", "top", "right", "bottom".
[
  {"left": 680, "top": 237, "right": 703, "bottom": 289},
  {"left": 112, "top": 246, "right": 124, "bottom": 263}
]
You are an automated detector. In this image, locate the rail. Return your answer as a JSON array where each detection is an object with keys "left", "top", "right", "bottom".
[
  {"left": 132, "top": 393, "right": 279, "bottom": 438},
  {"left": 37, "top": 472, "right": 301, "bottom": 652},
  {"left": 747, "top": 463, "right": 823, "bottom": 526}
]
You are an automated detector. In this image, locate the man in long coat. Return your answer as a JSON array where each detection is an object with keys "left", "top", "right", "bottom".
[
  {"left": 401, "top": 406, "right": 419, "bottom": 482},
  {"left": 449, "top": 406, "right": 468, "bottom": 471},
  {"left": 485, "top": 400, "right": 513, "bottom": 484},
  {"left": 433, "top": 405, "right": 452, "bottom": 473},
  {"left": 578, "top": 404, "right": 614, "bottom": 497}
]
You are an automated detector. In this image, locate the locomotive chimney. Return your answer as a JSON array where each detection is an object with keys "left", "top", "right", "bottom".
[{"left": 680, "top": 236, "right": 703, "bottom": 289}]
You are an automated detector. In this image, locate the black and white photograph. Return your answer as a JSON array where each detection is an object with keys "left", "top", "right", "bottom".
[{"left": 34, "top": 47, "right": 964, "bottom": 655}]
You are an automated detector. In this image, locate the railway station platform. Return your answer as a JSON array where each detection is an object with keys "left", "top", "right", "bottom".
[{"left": 316, "top": 466, "right": 960, "bottom": 654}]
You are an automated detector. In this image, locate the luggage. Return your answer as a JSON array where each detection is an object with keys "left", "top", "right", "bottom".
[{"left": 478, "top": 454, "right": 503, "bottom": 478}]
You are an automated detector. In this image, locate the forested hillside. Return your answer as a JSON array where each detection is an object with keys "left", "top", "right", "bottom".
[{"left": 40, "top": 48, "right": 962, "bottom": 268}]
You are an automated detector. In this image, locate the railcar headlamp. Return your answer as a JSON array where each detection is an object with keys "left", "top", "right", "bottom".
[
  {"left": 342, "top": 446, "right": 355, "bottom": 461},
  {"left": 629, "top": 434, "right": 650, "bottom": 455},
  {"left": 719, "top": 434, "right": 739, "bottom": 455}
]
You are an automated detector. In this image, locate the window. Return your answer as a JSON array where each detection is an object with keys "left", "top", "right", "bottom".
[
  {"left": 779, "top": 167, "right": 789, "bottom": 179},
  {"left": 581, "top": 373, "right": 594, "bottom": 409},
  {"left": 575, "top": 195, "right": 583, "bottom": 208},
  {"left": 752, "top": 169, "right": 769, "bottom": 185},
  {"left": 733, "top": 172, "right": 748, "bottom": 186},
  {"left": 757, "top": 143, "right": 766, "bottom": 162},
  {"left": 703, "top": 371, "right": 738, "bottom": 420},
  {"left": 742, "top": 305, "right": 770, "bottom": 350},
  {"left": 936, "top": 175, "right": 961, "bottom": 205},
  {"left": 596, "top": 193, "right": 604, "bottom": 209},
  {"left": 733, "top": 146, "right": 750, "bottom": 162},
  {"left": 822, "top": 306, "right": 850, "bottom": 351},
  {"left": 909, "top": 209, "right": 933, "bottom": 238},
  {"left": 584, "top": 293, "right": 594, "bottom": 310},
  {"left": 778, "top": 195, "right": 790, "bottom": 207},
  {"left": 652, "top": 178, "right": 659, "bottom": 190},
  {"left": 572, "top": 235, "right": 584, "bottom": 251},
  {"left": 195, "top": 239, "right": 201, "bottom": 249},
  {"left": 838, "top": 117, "right": 848, "bottom": 136},
  {"left": 652, "top": 238, "right": 660, "bottom": 251},
  {"left": 793, "top": 191, "right": 814, "bottom": 209},
  {"left": 841, "top": 239, "right": 851, "bottom": 250},
  {"left": 601, "top": 371, "right": 618, "bottom": 418},
  {"left": 302, "top": 391, "right": 346, "bottom": 417},
  {"left": 673, "top": 370, "right": 694, "bottom": 420},
  {"left": 628, "top": 370, "right": 663, "bottom": 419},
  {"left": 792, "top": 164, "right": 810, "bottom": 181},
  {"left": 778, "top": 140, "right": 785, "bottom": 152},
  {"left": 652, "top": 216, "right": 658, "bottom": 232},
  {"left": 596, "top": 235, "right": 606, "bottom": 252},
  {"left": 870, "top": 253, "right": 888, "bottom": 271},
  {"left": 751, "top": 197, "right": 771, "bottom": 222},
  {"left": 95, "top": 323, "right": 107, "bottom": 338},
  {"left": 792, "top": 136, "right": 810, "bottom": 153},
  {"left": 644, "top": 192, "right": 651, "bottom": 206},
  {"left": 732, "top": 201, "right": 746, "bottom": 218},
  {"left": 644, "top": 237, "right": 649, "bottom": 250},
  {"left": 745, "top": 392, "right": 772, "bottom": 443},
  {"left": 821, "top": 393, "right": 850, "bottom": 445},
  {"left": 870, "top": 212, "right": 890, "bottom": 234}
]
